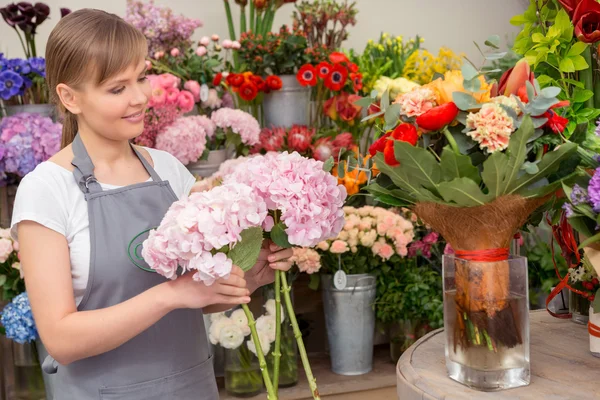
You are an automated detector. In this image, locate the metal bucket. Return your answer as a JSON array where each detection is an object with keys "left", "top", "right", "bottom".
[
  {"left": 262, "top": 75, "right": 310, "bottom": 128},
  {"left": 322, "top": 274, "right": 376, "bottom": 376},
  {"left": 3, "top": 104, "right": 56, "bottom": 120},
  {"left": 186, "top": 149, "right": 229, "bottom": 178}
]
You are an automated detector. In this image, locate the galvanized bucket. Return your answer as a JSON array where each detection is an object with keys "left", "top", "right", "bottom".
[
  {"left": 3, "top": 104, "right": 56, "bottom": 120},
  {"left": 262, "top": 75, "right": 310, "bottom": 128},
  {"left": 322, "top": 273, "right": 376, "bottom": 375},
  {"left": 186, "top": 149, "right": 229, "bottom": 178}
]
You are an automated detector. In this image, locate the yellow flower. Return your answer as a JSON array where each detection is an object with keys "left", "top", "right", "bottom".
[
  {"left": 425, "top": 70, "right": 491, "bottom": 105},
  {"left": 377, "top": 44, "right": 385, "bottom": 51},
  {"left": 396, "top": 35, "right": 403, "bottom": 42},
  {"left": 373, "top": 76, "right": 420, "bottom": 99},
  {"left": 382, "top": 33, "right": 389, "bottom": 39},
  {"left": 386, "top": 39, "right": 392, "bottom": 46},
  {"left": 368, "top": 39, "right": 374, "bottom": 45}
]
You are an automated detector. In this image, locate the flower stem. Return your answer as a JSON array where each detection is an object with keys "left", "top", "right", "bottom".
[
  {"left": 280, "top": 273, "right": 320, "bottom": 400},
  {"left": 240, "top": 6, "right": 247, "bottom": 34},
  {"left": 249, "top": 1, "right": 255, "bottom": 32},
  {"left": 241, "top": 304, "right": 277, "bottom": 400},
  {"left": 581, "top": 46, "right": 595, "bottom": 109},
  {"left": 224, "top": 0, "right": 237, "bottom": 41},
  {"left": 273, "top": 271, "right": 282, "bottom": 393},
  {"left": 442, "top": 127, "right": 460, "bottom": 155}
]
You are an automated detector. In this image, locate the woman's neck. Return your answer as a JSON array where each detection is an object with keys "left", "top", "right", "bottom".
[{"left": 78, "top": 126, "right": 134, "bottom": 166}]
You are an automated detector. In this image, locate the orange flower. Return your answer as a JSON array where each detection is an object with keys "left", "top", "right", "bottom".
[
  {"left": 332, "top": 147, "right": 375, "bottom": 195},
  {"left": 425, "top": 70, "right": 491, "bottom": 105}
]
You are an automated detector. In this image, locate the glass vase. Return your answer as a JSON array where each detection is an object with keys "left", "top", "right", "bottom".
[
  {"left": 263, "top": 283, "right": 298, "bottom": 388},
  {"left": 569, "top": 291, "right": 590, "bottom": 325},
  {"left": 12, "top": 342, "right": 46, "bottom": 400},
  {"left": 389, "top": 320, "right": 428, "bottom": 363},
  {"left": 443, "top": 255, "right": 530, "bottom": 391},
  {"left": 224, "top": 345, "right": 263, "bottom": 398}
]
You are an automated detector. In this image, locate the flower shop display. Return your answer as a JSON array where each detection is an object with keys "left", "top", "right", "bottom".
[
  {"left": 314, "top": 205, "right": 415, "bottom": 375},
  {"left": 225, "top": 71, "right": 283, "bottom": 124},
  {"left": 211, "top": 107, "right": 261, "bottom": 157},
  {"left": 361, "top": 32, "right": 582, "bottom": 388},
  {"left": 154, "top": 116, "right": 209, "bottom": 166},
  {"left": 142, "top": 151, "right": 346, "bottom": 399},
  {"left": 0, "top": 228, "right": 23, "bottom": 301},
  {"left": 125, "top": 0, "right": 202, "bottom": 55},
  {"left": 133, "top": 73, "right": 195, "bottom": 148}
]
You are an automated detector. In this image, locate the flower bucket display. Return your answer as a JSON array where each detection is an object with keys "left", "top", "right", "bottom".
[
  {"left": 262, "top": 75, "right": 310, "bottom": 128},
  {"left": 186, "top": 149, "right": 230, "bottom": 178},
  {"left": 12, "top": 341, "right": 46, "bottom": 400},
  {"left": 3, "top": 104, "right": 56, "bottom": 120},
  {"left": 225, "top": 345, "right": 263, "bottom": 397}
]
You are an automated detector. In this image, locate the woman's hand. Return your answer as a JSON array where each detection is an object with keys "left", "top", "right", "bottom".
[
  {"left": 163, "top": 265, "right": 251, "bottom": 310},
  {"left": 245, "top": 240, "right": 294, "bottom": 293}
]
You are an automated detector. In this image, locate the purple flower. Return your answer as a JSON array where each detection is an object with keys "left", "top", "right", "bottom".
[
  {"left": 570, "top": 184, "right": 589, "bottom": 206},
  {"left": 60, "top": 8, "right": 71, "bottom": 18},
  {"left": 589, "top": 167, "right": 600, "bottom": 213},
  {"left": 0, "top": 53, "right": 6, "bottom": 71},
  {"left": 0, "top": 70, "right": 24, "bottom": 100},
  {"left": 563, "top": 203, "right": 574, "bottom": 218},
  {"left": 7, "top": 58, "right": 30, "bottom": 75},
  {"left": 27, "top": 57, "right": 44, "bottom": 77}
]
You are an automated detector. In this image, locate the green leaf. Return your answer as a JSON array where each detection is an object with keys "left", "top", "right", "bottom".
[
  {"left": 270, "top": 222, "right": 292, "bottom": 249},
  {"left": 563, "top": 78, "right": 586, "bottom": 89},
  {"left": 0, "top": 275, "right": 5, "bottom": 287},
  {"left": 573, "top": 89, "right": 595, "bottom": 104},
  {"left": 570, "top": 55, "right": 589, "bottom": 71},
  {"left": 509, "top": 142, "right": 577, "bottom": 195},
  {"left": 323, "top": 156, "right": 334, "bottom": 172},
  {"left": 484, "top": 52, "right": 507, "bottom": 61},
  {"left": 502, "top": 115, "right": 534, "bottom": 194},
  {"left": 463, "top": 77, "right": 482, "bottom": 93},
  {"left": 452, "top": 92, "right": 479, "bottom": 111},
  {"left": 559, "top": 57, "right": 575, "bottom": 73},
  {"left": 381, "top": 89, "right": 390, "bottom": 111},
  {"left": 437, "top": 177, "right": 489, "bottom": 206},
  {"left": 337, "top": 160, "right": 346, "bottom": 178},
  {"left": 384, "top": 104, "right": 401, "bottom": 130},
  {"left": 366, "top": 182, "right": 415, "bottom": 206},
  {"left": 484, "top": 34, "right": 500, "bottom": 49},
  {"left": 567, "top": 42, "right": 588, "bottom": 57},
  {"left": 523, "top": 161, "right": 540, "bottom": 174},
  {"left": 482, "top": 151, "right": 509, "bottom": 198},
  {"left": 461, "top": 63, "right": 479, "bottom": 81},
  {"left": 440, "top": 147, "right": 480, "bottom": 184},
  {"left": 228, "top": 227, "right": 264, "bottom": 272},
  {"left": 554, "top": 9, "right": 573, "bottom": 39},
  {"left": 308, "top": 274, "right": 320, "bottom": 291},
  {"left": 393, "top": 141, "right": 442, "bottom": 193},
  {"left": 354, "top": 96, "right": 374, "bottom": 108}
]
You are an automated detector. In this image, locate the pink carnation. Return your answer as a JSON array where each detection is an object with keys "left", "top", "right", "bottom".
[
  {"left": 466, "top": 103, "right": 514, "bottom": 153},
  {"left": 224, "top": 152, "right": 347, "bottom": 247},
  {"left": 155, "top": 116, "right": 208, "bottom": 165},
  {"left": 395, "top": 87, "right": 437, "bottom": 118},
  {"left": 330, "top": 240, "right": 349, "bottom": 254},
  {"left": 287, "top": 247, "right": 321, "bottom": 274},
  {"left": 211, "top": 108, "right": 260, "bottom": 146}
]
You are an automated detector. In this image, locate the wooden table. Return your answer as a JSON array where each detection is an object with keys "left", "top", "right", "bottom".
[{"left": 397, "top": 310, "right": 600, "bottom": 400}]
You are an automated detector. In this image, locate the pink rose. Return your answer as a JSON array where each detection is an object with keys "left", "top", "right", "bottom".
[
  {"left": 330, "top": 240, "right": 349, "bottom": 254},
  {"left": 232, "top": 41, "right": 241, "bottom": 50},
  {"left": 212, "top": 34, "right": 220, "bottom": 41},
  {"left": 177, "top": 91, "right": 196, "bottom": 113},
  {"left": 444, "top": 243, "right": 455, "bottom": 255},
  {"left": 158, "top": 74, "right": 180, "bottom": 90},
  {"left": 222, "top": 39, "right": 233, "bottom": 49},
  {"left": 170, "top": 48, "right": 180, "bottom": 57},
  {"left": 202, "top": 89, "right": 222, "bottom": 110},
  {"left": 0, "top": 238, "right": 13, "bottom": 263},
  {"left": 166, "top": 88, "right": 180, "bottom": 104},
  {"left": 184, "top": 80, "right": 202, "bottom": 102},
  {"left": 195, "top": 46, "right": 207, "bottom": 57},
  {"left": 149, "top": 87, "right": 166, "bottom": 107},
  {"left": 153, "top": 51, "right": 165, "bottom": 59},
  {"left": 200, "top": 36, "right": 210, "bottom": 46},
  {"left": 145, "top": 60, "right": 152, "bottom": 71},
  {"left": 376, "top": 243, "right": 394, "bottom": 260}
]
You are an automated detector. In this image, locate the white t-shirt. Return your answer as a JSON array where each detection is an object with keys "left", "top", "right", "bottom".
[{"left": 10, "top": 148, "right": 196, "bottom": 305}]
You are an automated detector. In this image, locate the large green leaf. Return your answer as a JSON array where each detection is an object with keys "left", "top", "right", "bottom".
[
  {"left": 501, "top": 115, "right": 534, "bottom": 194},
  {"left": 393, "top": 141, "right": 442, "bottom": 193},
  {"left": 437, "top": 177, "right": 489, "bottom": 206},
  {"left": 508, "top": 142, "right": 577, "bottom": 195},
  {"left": 270, "top": 223, "right": 292, "bottom": 249},
  {"left": 366, "top": 182, "right": 415, "bottom": 206},
  {"left": 481, "top": 151, "right": 509, "bottom": 199},
  {"left": 440, "top": 147, "right": 481, "bottom": 184},
  {"left": 228, "top": 227, "right": 264, "bottom": 272}
]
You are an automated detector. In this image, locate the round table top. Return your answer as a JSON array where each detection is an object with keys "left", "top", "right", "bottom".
[{"left": 396, "top": 310, "right": 600, "bottom": 400}]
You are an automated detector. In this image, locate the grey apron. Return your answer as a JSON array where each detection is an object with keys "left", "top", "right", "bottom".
[{"left": 41, "top": 134, "right": 217, "bottom": 399}]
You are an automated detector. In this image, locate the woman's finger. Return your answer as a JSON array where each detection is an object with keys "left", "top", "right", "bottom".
[
  {"left": 216, "top": 284, "right": 250, "bottom": 297},
  {"left": 269, "top": 261, "right": 292, "bottom": 271},
  {"left": 217, "top": 294, "right": 251, "bottom": 305},
  {"left": 230, "top": 265, "right": 245, "bottom": 277},
  {"left": 268, "top": 248, "right": 293, "bottom": 263},
  {"left": 269, "top": 242, "right": 283, "bottom": 252},
  {"left": 219, "top": 274, "right": 247, "bottom": 288}
]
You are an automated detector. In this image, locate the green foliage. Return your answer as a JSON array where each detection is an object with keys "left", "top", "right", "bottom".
[
  {"left": 0, "top": 251, "right": 24, "bottom": 302},
  {"left": 228, "top": 227, "right": 265, "bottom": 272}
]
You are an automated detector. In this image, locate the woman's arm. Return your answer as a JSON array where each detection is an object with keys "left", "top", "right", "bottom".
[{"left": 19, "top": 221, "right": 250, "bottom": 365}]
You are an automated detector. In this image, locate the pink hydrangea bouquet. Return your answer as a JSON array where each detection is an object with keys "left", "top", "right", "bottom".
[
  {"left": 210, "top": 108, "right": 260, "bottom": 156},
  {"left": 154, "top": 116, "right": 209, "bottom": 165},
  {"left": 134, "top": 73, "right": 195, "bottom": 148},
  {"left": 143, "top": 151, "right": 345, "bottom": 399}
]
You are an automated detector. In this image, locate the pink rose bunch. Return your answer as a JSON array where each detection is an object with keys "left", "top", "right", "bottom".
[
  {"left": 155, "top": 116, "right": 208, "bottom": 165},
  {"left": 142, "top": 183, "right": 268, "bottom": 284},
  {"left": 211, "top": 108, "right": 260, "bottom": 146},
  {"left": 317, "top": 206, "right": 415, "bottom": 260},
  {"left": 225, "top": 152, "right": 347, "bottom": 247}
]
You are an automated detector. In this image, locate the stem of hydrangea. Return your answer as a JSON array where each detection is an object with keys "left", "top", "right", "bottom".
[
  {"left": 273, "top": 270, "right": 282, "bottom": 393},
  {"left": 241, "top": 304, "right": 277, "bottom": 400},
  {"left": 280, "top": 272, "right": 321, "bottom": 400}
]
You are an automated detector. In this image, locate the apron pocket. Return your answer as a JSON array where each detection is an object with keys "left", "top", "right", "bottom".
[{"left": 99, "top": 355, "right": 217, "bottom": 400}]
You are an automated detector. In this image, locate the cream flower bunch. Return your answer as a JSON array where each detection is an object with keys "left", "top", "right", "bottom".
[
  {"left": 209, "top": 309, "right": 251, "bottom": 350},
  {"left": 246, "top": 299, "right": 286, "bottom": 356}
]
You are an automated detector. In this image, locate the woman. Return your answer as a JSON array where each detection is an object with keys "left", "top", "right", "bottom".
[{"left": 11, "top": 9, "right": 292, "bottom": 399}]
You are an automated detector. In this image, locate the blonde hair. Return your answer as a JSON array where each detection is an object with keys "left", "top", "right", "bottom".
[{"left": 45, "top": 9, "right": 148, "bottom": 149}]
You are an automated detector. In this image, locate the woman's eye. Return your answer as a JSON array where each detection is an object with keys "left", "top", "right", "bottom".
[
  {"left": 111, "top": 86, "right": 125, "bottom": 95},
  {"left": 138, "top": 76, "right": 147, "bottom": 83}
]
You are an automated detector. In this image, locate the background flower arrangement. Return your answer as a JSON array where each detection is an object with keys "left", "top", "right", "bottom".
[
  {"left": 0, "top": 228, "right": 23, "bottom": 302},
  {"left": 0, "top": 292, "right": 37, "bottom": 344}
]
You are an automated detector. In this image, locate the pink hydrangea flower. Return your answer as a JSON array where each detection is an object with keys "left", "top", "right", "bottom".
[
  {"left": 466, "top": 103, "right": 514, "bottom": 153},
  {"left": 211, "top": 108, "right": 260, "bottom": 146},
  {"left": 155, "top": 116, "right": 208, "bottom": 165}
]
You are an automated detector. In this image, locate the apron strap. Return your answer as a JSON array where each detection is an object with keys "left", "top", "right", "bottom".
[
  {"left": 131, "top": 145, "right": 162, "bottom": 182},
  {"left": 71, "top": 134, "right": 103, "bottom": 195}
]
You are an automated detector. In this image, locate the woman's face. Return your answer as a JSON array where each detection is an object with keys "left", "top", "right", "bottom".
[{"left": 74, "top": 60, "right": 151, "bottom": 141}]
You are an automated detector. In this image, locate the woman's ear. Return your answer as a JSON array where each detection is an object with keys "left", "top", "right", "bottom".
[{"left": 56, "top": 83, "right": 82, "bottom": 115}]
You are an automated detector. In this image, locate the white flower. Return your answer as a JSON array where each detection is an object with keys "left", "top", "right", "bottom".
[
  {"left": 0, "top": 229, "right": 11, "bottom": 239},
  {"left": 230, "top": 308, "right": 251, "bottom": 336},
  {"left": 210, "top": 312, "right": 227, "bottom": 322},
  {"left": 264, "top": 299, "right": 284, "bottom": 320},
  {"left": 219, "top": 324, "right": 244, "bottom": 349},
  {"left": 256, "top": 314, "right": 277, "bottom": 343},
  {"left": 209, "top": 317, "right": 233, "bottom": 345},
  {"left": 247, "top": 332, "right": 272, "bottom": 356}
]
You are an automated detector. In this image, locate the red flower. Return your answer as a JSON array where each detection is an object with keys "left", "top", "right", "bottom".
[
  {"left": 226, "top": 73, "right": 245, "bottom": 87},
  {"left": 496, "top": 59, "right": 534, "bottom": 98},
  {"left": 390, "top": 123, "right": 419, "bottom": 146},
  {"left": 329, "top": 52, "right": 349, "bottom": 65},
  {"left": 332, "top": 132, "right": 354, "bottom": 152},
  {"left": 368, "top": 132, "right": 392, "bottom": 156},
  {"left": 368, "top": 102, "right": 381, "bottom": 115},
  {"left": 323, "top": 93, "right": 362, "bottom": 122},
  {"left": 239, "top": 82, "right": 258, "bottom": 101},
  {"left": 288, "top": 125, "right": 315, "bottom": 153},
  {"left": 383, "top": 142, "right": 399, "bottom": 166},
  {"left": 312, "top": 137, "right": 335, "bottom": 161},
  {"left": 297, "top": 64, "right": 317, "bottom": 86},
  {"left": 559, "top": 0, "right": 581, "bottom": 16},
  {"left": 250, "top": 75, "right": 266, "bottom": 92},
  {"left": 213, "top": 72, "right": 223, "bottom": 86},
  {"left": 415, "top": 102, "right": 459, "bottom": 132},
  {"left": 348, "top": 63, "right": 359, "bottom": 73},
  {"left": 266, "top": 75, "right": 283, "bottom": 91},
  {"left": 324, "top": 64, "right": 348, "bottom": 91},
  {"left": 252, "top": 127, "right": 286, "bottom": 153},
  {"left": 572, "top": 0, "right": 600, "bottom": 43},
  {"left": 378, "top": 124, "right": 419, "bottom": 166},
  {"left": 317, "top": 62, "right": 332, "bottom": 79},
  {"left": 350, "top": 72, "right": 363, "bottom": 92},
  {"left": 543, "top": 110, "right": 569, "bottom": 133}
]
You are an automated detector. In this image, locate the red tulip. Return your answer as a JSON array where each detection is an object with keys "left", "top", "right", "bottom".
[
  {"left": 497, "top": 58, "right": 534, "bottom": 97},
  {"left": 369, "top": 132, "right": 392, "bottom": 156},
  {"left": 371, "top": 123, "right": 418, "bottom": 166},
  {"left": 559, "top": 0, "right": 582, "bottom": 16},
  {"left": 415, "top": 102, "right": 459, "bottom": 132},
  {"left": 572, "top": 0, "right": 600, "bottom": 43}
]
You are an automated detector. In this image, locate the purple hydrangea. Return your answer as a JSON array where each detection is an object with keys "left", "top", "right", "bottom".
[
  {"left": 0, "top": 70, "right": 23, "bottom": 100},
  {"left": 589, "top": 167, "right": 600, "bottom": 213},
  {"left": 0, "top": 53, "right": 6, "bottom": 71},
  {"left": 27, "top": 57, "right": 45, "bottom": 77},
  {"left": 0, "top": 113, "right": 62, "bottom": 184},
  {"left": 570, "top": 184, "right": 589, "bottom": 206}
]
